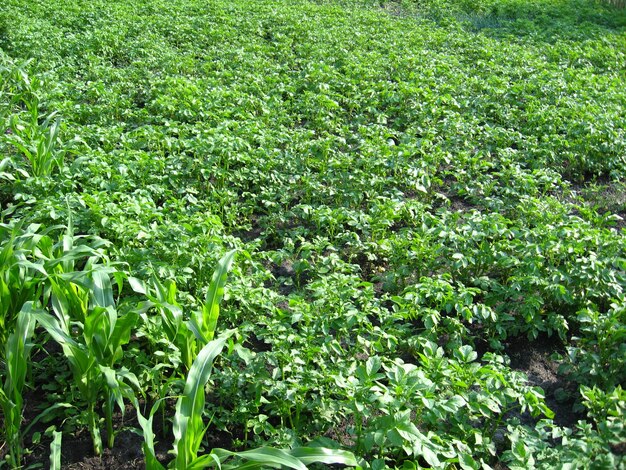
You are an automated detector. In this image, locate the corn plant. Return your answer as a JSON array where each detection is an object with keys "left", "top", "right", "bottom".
[
  {"left": 0, "top": 216, "right": 116, "bottom": 458},
  {"left": 0, "top": 59, "right": 65, "bottom": 178},
  {"left": 189, "top": 249, "right": 236, "bottom": 345},
  {"left": 0, "top": 221, "right": 49, "bottom": 347},
  {"left": 0, "top": 57, "right": 33, "bottom": 126},
  {"left": 6, "top": 111, "right": 65, "bottom": 177},
  {"left": 131, "top": 249, "right": 237, "bottom": 371},
  {"left": 0, "top": 217, "right": 117, "bottom": 461},
  {"left": 173, "top": 335, "right": 228, "bottom": 469},
  {"left": 0, "top": 214, "right": 111, "bottom": 343},
  {"left": 34, "top": 267, "right": 139, "bottom": 456},
  {"left": 0, "top": 302, "right": 38, "bottom": 469}
]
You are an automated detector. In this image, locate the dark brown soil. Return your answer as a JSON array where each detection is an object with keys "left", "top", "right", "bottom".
[
  {"left": 21, "top": 429, "right": 145, "bottom": 470},
  {"left": 268, "top": 258, "right": 311, "bottom": 295},
  {"left": 569, "top": 180, "right": 626, "bottom": 230},
  {"left": 61, "top": 431, "right": 144, "bottom": 470},
  {"left": 504, "top": 334, "right": 582, "bottom": 427},
  {"left": 234, "top": 215, "right": 264, "bottom": 243},
  {"left": 21, "top": 401, "right": 237, "bottom": 469}
]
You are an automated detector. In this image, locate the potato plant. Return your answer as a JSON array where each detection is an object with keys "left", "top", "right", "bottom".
[{"left": 0, "top": 0, "right": 625, "bottom": 468}]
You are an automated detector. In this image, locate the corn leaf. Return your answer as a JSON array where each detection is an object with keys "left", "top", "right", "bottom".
[
  {"left": 207, "top": 446, "right": 360, "bottom": 470},
  {"left": 191, "top": 250, "right": 236, "bottom": 344},
  {"left": 289, "top": 446, "right": 359, "bottom": 466},
  {"left": 1, "top": 301, "right": 39, "bottom": 468},
  {"left": 23, "top": 403, "right": 73, "bottom": 437},
  {"left": 33, "top": 312, "right": 91, "bottom": 380},
  {"left": 50, "top": 430, "right": 62, "bottom": 470},
  {"left": 172, "top": 335, "right": 228, "bottom": 469},
  {"left": 135, "top": 397, "right": 167, "bottom": 470},
  {"left": 5, "top": 302, "right": 38, "bottom": 395},
  {"left": 210, "top": 447, "right": 307, "bottom": 470},
  {"left": 91, "top": 269, "right": 115, "bottom": 308}
]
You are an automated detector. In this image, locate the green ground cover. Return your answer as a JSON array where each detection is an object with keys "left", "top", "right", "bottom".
[{"left": 1, "top": 0, "right": 625, "bottom": 468}]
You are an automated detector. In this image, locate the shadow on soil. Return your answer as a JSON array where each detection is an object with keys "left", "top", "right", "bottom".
[
  {"left": 383, "top": 0, "right": 626, "bottom": 43},
  {"left": 504, "top": 333, "right": 583, "bottom": 428}
]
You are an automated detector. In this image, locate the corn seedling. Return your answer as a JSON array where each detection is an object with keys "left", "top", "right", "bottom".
[
  {"left": 0, "top": 302, "right": 38, "bottom": 468},
  {"left": 0, "top": 221, "right": 49, "bottom": 347},
  {"left": 6, "top": 111, "right": 64, "bottom": 178},
  {"left": 34, "top": 266, "right": 139, "bottom": 455},
  {"left": 41, "top": 211, "right": 115, "bottom": 329},
  {"left": 0, "top": 60, "right": 65, "bottom": 178},
  {"left": 0, "top": 215, "right": 111, "bottom": 346},
  {"left": 131, "top": 249, "right": 237, "bottom": 371},
  {"left": 172, "top": 334, "right": 229, "bottom": 469},
  {"left": 190, "top": 249, "right": 237, "bottom": 345},
  {"left": 49, "top": 430, "right": 62, "bottom": 470},
  {"left": 0, "top": 57, "right": 34, "bottom": 126}
]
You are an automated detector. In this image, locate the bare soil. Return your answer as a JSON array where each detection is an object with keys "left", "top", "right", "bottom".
[
  {"left": 504, "top": 334, "right": 582, "bottom": 428},
  {"left": 21, "top": 401, "right": 237, "bottom": 469}
]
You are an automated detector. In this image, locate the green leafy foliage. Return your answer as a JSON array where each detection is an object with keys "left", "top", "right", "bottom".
[
  {"left": 137, "top": 333, "right": 358, "bottom": 470},
  {"left": 0, "top": 0, "right": 625, "bottom": 467}
]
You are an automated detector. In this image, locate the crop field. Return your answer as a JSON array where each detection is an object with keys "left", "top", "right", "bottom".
[{"left": 1, "top": 0, "right": 625, "bottom": 468}]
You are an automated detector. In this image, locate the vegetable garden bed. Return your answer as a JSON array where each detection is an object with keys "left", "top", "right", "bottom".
[{"left": 1, "top": 0, "right": 625, "bottom": 468}]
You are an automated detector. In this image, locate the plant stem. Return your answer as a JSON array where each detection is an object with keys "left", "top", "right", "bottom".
[
  {"left": 105, "top": 391, "right": 115, "bottom": 449},
  {"left": 89, "top": 402, "right": 103, "bottom": 456}
]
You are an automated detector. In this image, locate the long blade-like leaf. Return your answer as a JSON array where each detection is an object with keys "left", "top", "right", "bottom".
[
  {"left": 172, "top": 336, "right": 228, "bottom": 468},
  {"left": 49, "top": 431, "right": 62, "bottom": 470},
  {"left": 133, "top": 396, "right": 167, "bottom": 470},
  {"left": 203, "top": 445, "right": 359, "bottom": 470},
  {"left": 34, "top": 312, "right": 90, "bottom": 375},
  {"left": 109, "top": 309, "right": 138, "bottom": 360},
  {"left": 197, "top": 250, "right": 236, "bottom": 343},
  {"left": 289, "top": 446, "right": 359, "bottom": 466},
  {"left": 91, "top": 269, "right": 115, "bottom": 308},
  {"left": 5, "top": 302, "right": 38, "bottom": 396},
  {"left": 211, "top": 447, "right": 307, "bottom": 470},
  {"left": 23, "top": 403, "right": 74, "bottom": 437}
]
